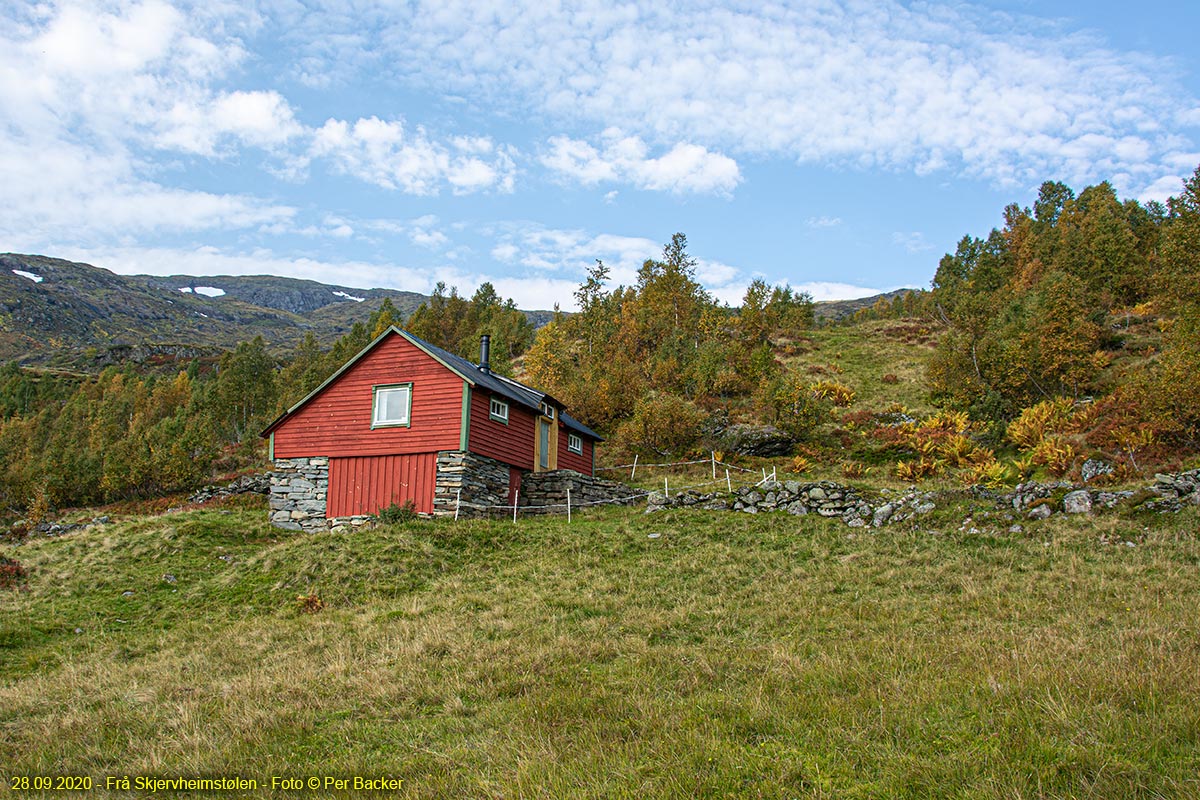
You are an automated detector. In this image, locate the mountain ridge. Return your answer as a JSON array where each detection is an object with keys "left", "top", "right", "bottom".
[{"left": 2, "top": 252, "right": 904, "bottom": 369}]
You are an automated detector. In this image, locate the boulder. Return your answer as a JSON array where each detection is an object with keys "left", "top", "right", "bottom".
[
  {"left": 1062, "top": 490, "right": 1093, "bottom": 515},
  {"left": 717, "top": 424, "right": 795, "bottom": 457}
]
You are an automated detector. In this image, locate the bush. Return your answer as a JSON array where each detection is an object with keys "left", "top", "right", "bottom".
[
  {"left": 374, "top": 500, "right": 418, "bottom": 524},
  {"left": 615, "top": 392, "right": 708, "bottom": 458},
  {"left": 0, "top": 555, "right": 27, "bottom": 590}
]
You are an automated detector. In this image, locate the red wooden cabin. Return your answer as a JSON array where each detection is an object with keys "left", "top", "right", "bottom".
[{"left": 262, "top": 327, "right": 601, "bottom": 529}]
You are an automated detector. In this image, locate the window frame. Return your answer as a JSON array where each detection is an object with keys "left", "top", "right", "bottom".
[
  {"left": 371, "top": 383, "right": 413, "bottom": 429},
  {"left": 567, "top": 432, "right": 583, "bottom": 455},
  {"left": 540, "top": 401, "right": 556, "bottom": 420},
  {"left": 489, "top": 396, "right": 509, "bottom": 424}
]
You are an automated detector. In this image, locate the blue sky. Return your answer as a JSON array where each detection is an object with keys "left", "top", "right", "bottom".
[{"left": 3, "top": 1, "right": 1198, "bottom": 310}]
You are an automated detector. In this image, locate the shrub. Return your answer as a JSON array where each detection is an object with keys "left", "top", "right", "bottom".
[
  {"left": 1007, "top": 398, "right": 1074, "bottom": 449},
  {"left": 811, "top": 380, "right": 856, "bottom": 407},
  {"left": 789, "top": 456, "right": 813, "bottom": 475},
  {"left": 1030, "top": 436, "right": 1077, "bottom": 477},
  {"left": 295, "top": 593, "right": 324, "bottom": 614},
  {"left": 374, "top": 500, "right": 418, "bottom": 524},
  {"left": 841, "top": 460, "right": 870, "bottom": 479},
  {"left": 961, "top": 458, "right": 1015, "bottom": 488},
  {"left": 615, "top": 392, "right": 708, "bottom": 457},
  {"left": 0, "top": 555, "right": 28, "bottom": 590},
  {"left": 895, "top": 458, "right": 941, "bottom": 482}
]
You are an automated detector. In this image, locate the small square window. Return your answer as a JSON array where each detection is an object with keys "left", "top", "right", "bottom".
[
  {"left": 490, "top": 397, "right": 509, "bottom": 423},
  {"left": 540, "top": 401, "right": 556, "bottom": 419},
  {"left": 372, "top": 384, "right": 411, "bottom": 427},
  {"left": 568, "top": 433, "right": 583, "bottom": 454}
]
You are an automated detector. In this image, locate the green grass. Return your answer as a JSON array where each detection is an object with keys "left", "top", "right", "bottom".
[
  {"left": 3, "top": 501, "right": 1200, "bottom": 798},
  {"left": 792, "top": 320, "right": 940, "bottom": 416}
]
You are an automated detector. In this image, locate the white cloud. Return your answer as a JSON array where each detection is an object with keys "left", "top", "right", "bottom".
[
  {"left": 306, "top": 0, "right": 1197, "bottom": 192},
  {"left": 309, "top": 117, "right": 516, "bottom": 195},
  {"left": 60, "top": 245, "right": 577, "bottom": 311},
  {"left": 543, "top": 131, "right": 741, "bottom": 194},
  {"left": 486, "top": 226, "right": 752, "bottom": 309},
  {"left": 806, "top": 216, "right": 843, "bottom": 228},
  {"left": 0, "top": 138, "right": 293, "bottom": 248},
  {"left": 794, "top": 282, "right": 889, "bottom": 303},
  {"left": 892, "top": 232, "right": 935, "bottom": 254}
]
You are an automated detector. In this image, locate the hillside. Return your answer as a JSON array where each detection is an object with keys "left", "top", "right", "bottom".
[
  {"left": 3, "top": 502, "right": 1198, "bottom": 797},
  {"left": 0, "top": 254, "right": 558, "bottom": 369}
]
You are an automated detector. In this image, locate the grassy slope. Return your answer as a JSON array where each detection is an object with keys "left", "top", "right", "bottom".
[
  {"left": 782, "top": 320, "right": 940, "bottom": 417},
  {"left": 3, "top": 498, "right": 1199, "bottom": 798}
]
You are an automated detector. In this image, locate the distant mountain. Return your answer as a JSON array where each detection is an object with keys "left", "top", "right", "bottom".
[
  {"left": 813, "top": 288, "right": 922, "bottom": 322},
  {"left": 0, "top": 253, "right": 553, "bottom": 370}
]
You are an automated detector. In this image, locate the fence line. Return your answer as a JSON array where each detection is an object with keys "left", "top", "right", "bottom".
[
  {"left": 594, "top": 452, "right": 760, "bottom": 477},
  {"left": 452, "top": 470, "right": 776, "bottom": 520}
]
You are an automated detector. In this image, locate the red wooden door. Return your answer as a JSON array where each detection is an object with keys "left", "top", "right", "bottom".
[{"left": 328, "top": 454, "right": 436, "bottom": 517}]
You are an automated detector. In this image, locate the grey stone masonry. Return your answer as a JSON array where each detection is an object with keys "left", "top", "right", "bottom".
[
  {"left": 519, "top": 470, "right": 642, "bottom": 514},
  {"left": 433, "top": 450, "right": 513, "bottom": 518},
  {"left": 269, "top": 457, "right": 329, "bottom": 532}
]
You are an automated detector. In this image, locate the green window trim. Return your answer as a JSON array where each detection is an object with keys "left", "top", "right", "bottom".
[
  {"left": 460, "top": 383, "right": 471, "bottom": 450},
  {"left": 489, "top": 397, "right": 509, "bottom": 424},
  {"left": 371, "top": 383, "right": 413, "bottom": 429}
]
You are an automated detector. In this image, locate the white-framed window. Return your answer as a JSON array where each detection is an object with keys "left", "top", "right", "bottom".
[
  {"left": 372, "top": 383, "right": 412, "bottom": 428},
  {"left": 490, "top": 397, "right": 509, "bottom": 423},
  {"left": 540, "top": 401, "right": 556, "bottom": 419},
  {"left": 568, "top": 433, "right": 583, "bottom": 454}
]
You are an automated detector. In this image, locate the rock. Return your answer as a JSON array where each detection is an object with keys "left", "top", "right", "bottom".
[
  {"left": 1027, "top": 504, "right": 1053, "bottom": 520},
  {"left": 1062, "top": 490, "right": 1093, "bottom": 514},
  {"left": 161, "top": 574, "right": 176, "bottom": 584},
  {"left": 717, "top": 424, "right": 795, "bottom": 457},
  {"left": 785, "top": 501, "right": 808, "bottom": 516},
  {"left": 1081, "top": 459, "right": 1113, "bottom": 483},
  {"left": 872, "top": 503, "right": 895, "bottom": 527},
  {"left": 808, "top": 487, "right": 827, "bottom": 502}
]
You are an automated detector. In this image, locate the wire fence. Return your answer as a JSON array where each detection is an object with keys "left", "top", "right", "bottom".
[
  {"left": 594, "top": 451, "right": 761, "bottom": 481},
  {"left": 453, "top": 457, "right": 779, "bottom": 523}
]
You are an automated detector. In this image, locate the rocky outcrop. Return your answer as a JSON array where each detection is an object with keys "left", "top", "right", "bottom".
[{"left": 717, "top": 424, "right": 796, "bottom": 457}]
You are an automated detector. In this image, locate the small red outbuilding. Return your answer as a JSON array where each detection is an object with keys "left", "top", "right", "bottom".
[{"left": 262, "top": 327, "right": 601, "bottom": 529}]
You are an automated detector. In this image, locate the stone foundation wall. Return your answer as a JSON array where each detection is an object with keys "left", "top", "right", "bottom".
[
  {"left": 433, "top": 450, "right": 513, "bottom": 518},
  {"left": 519, "top": 470, "right": 641, "bottom": 514},
  {"left": 269, "top": 457, "right": 329, "bottom": 532}
]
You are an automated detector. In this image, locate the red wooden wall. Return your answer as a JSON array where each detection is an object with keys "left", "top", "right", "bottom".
[
  {"left": 272, "top": 334, "right": 462, "bottom": 458},
  {"left": 328, "top": 454, "right": 436, "bottom": 516},
  {"left": 557, "top": 431, "right": 593, "bottom": 475},
  {"left": 468, "top": 390, "right": 536, "bottom": 471}
]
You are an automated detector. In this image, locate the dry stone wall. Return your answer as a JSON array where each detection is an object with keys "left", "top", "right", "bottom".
[
  {"left": 269, "top": 457, "right": 329, "bottom": 532},
  {"left": 434, "top": 450, "right": 513, "bottom": 518},
  {"left": 518, "top": 470, "right": 642, "bottom": 514}
]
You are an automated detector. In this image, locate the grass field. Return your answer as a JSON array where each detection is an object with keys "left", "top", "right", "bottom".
[{"left": 2, "top": 497, "right": 1199, "bottom": 798}]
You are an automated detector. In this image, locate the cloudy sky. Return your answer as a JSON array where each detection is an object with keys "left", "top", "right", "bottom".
[{"left": 3, "top": 0, "right": 1198, "bottom": 309}]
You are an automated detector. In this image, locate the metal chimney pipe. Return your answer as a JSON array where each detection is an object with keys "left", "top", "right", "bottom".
[{"left": 479, "top": 334, "right": 491, "bottom": 373}]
